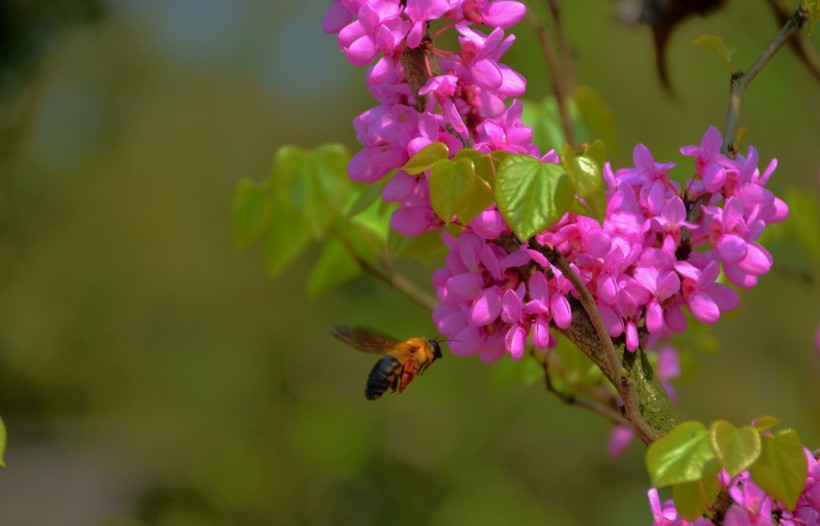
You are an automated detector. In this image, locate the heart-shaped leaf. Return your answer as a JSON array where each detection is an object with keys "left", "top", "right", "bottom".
[
  {"left": 709, "top": 420, "right": 762, "bottom": 477},
  {"left": 646, "top": 421, "right": 715, "bottom": 487},
  {"left": 749, "top": 429, "right": 808, "bottom": 510},
  {"left": 672, "top": 460, "right": 720, "bottom": 521},
  {"left": 496, "top": 155, "right": 574, "bottom": 240},
  {"left": 403, "top": 142, "right": 449, "bottom": 175},
  {"left": 429, "top": 158, "right": 494, "bottom": 224}
]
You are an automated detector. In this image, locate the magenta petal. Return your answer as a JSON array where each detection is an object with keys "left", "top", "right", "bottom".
[
  {"left": 688, "top": 291, "right": 720, "bottom": 323},
  {"left": 708, "top": 283, "right": 740, "bottom": 312},
  {"left": 717, "top": 234, "right": 748, "bottom": 264},
  {"left": 469, "top": 287, "right": 502, "bottom": 326},
  {"left": 446, "top": 272, "right": 484, "bottom": 300},
  {"left": 347, "top": 35, "right": 379, "bottom": 66},
  {"left": 390, "top": 206, "right": 433, "bottom": 236},
  {"left": 533, "top": 315, "right": 550, "bottom": 349},
  {"left": 551, "top": 295, "right": 573, "bottom": 329},
  {"left": 450, "top": 326, "right": 483, "bottom": 356},
  {"left": 479, "top": 331, "right": 507, "bottom": 363},
  {"left": 458, "top": 232, "right": 483, "bottom": 272},
  {"left": 598, "top": 303, "right": 624, "bottom": 337},
  {"left": 382, "top": 171, "right": 417, "bottom": 201},
  {"left": 646, "top": 300, "right": 664, "bottom": 334},
  {"left": 625, "top": 321, "right": 638, "bottom": 351},
  {"left": 665, "top": 304, "right": 687, "bottom": 332},
  {"left": 471, "top": 210, "right": 507, "bottom": 239},
  {"left": 482, "top": 1, "right": 527, "bottom": 28},
  {"left": 657, "top": 271, "right": 681, "bottom": 300},
  {"left": 500, "top": 289, "right": 523, "bottom": 324},
  {"left": 528, "top": 271, "right": 549, "bottom": 303},
  {"left": 471, "top": 58, "right": 504, "bottom": 90},
  {"left": 724, "top": 263, "right": 758, "bottom": 289},
  {"left": 322, "top": 1, "right": 353, "bottom": 34},
  {"left": 736, "top": 243, "right": 772, "bottom": 275},
  {"left": 607, "top": 426, "right": 635, "bottom": 457},
  {"left": 505, "top": 325, "right": 527, "bottom": 360},
  {"left": 436, "top": 309, "right": 468, "bottom": 336},
  {"left": 701, "top": 163, "right": 726, "bottom": 192}
]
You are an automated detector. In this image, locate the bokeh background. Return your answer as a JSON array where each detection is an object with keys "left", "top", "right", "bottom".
[{"left": 0, "top": 1, "right": 818, "bottom": 525}]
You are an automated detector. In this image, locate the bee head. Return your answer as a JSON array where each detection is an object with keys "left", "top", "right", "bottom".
[{"left": 428, "top": 339, "right": 443, "bottom": 360}]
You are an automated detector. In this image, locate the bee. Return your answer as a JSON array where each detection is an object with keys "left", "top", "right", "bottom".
[{"left": 331, "top": 325, "right": 443, "bottom": 400}]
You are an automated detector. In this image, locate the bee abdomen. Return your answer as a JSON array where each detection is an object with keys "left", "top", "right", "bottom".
[{"left": 365, "top": 356, "right": 402, "bottom": 400}]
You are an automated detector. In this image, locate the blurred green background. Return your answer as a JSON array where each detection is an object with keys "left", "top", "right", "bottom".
[{"left": 0, "top": 1, "right": 818, "bottom": 525}]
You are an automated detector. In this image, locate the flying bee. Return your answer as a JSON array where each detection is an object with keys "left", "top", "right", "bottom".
[{"left": 331, "top": 325, "right": 443, "bottom": 400}]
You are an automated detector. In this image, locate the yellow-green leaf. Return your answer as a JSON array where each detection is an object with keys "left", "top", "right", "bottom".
[
  {"left": 672, "top": 460, "right": 720, "bottom": 521},
  {"left": 403, "top": 142, "right": 449, "bottom": 175},
  {"left": 646, "top": 421, "right": 714, "bottom": 487},
  {"left": 752, "top": 416, "right": 781, "bottom": 432},
  {"left": 232, "top": 178, "right": 270, "bottom": 247},
  {"left": 307, "top": 236, "right": 361, "bottom": 296},
  {"left": 429, "top": 158, "right": 494, "bottom": 224},
  {"left": 749, "top": 429, "right": 808, "bottom": 510},
  {"left": 807, "top": 0, "right": 819, "bottom": 36},
  {"left": 709, "top": 420, "right": 762, "bottom": 477},
  {"left": 693, "top": 35, "right": 735, "bottom": 72}
]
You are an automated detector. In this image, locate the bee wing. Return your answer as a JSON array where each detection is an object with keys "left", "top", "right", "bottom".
[{"left": 331, "top": 325, "right": 417, "bottom": 356}]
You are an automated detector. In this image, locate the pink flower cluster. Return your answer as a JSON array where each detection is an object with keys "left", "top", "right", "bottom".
[
  {"left": 649, "top": 450, "right": 820, "bottom": 525},
  {"left": 323, "top": 0, "right": 533, "bottom": 236},
  {"left": 432, "top": 127, "right": 788, "bottom": 362}
]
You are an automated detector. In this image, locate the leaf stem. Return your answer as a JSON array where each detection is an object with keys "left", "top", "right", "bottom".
[
  {"left": 530, "top": 241, "right": 661, "bottom": 444},
  {"left": 526, "top": 7, "right": 577, "bottom": 146},
  {"left": 536, "top": 349, "right": 632, "bottom": 428},
  {"left": 334, "top": 231, "right": 439, "bottom": 312},
  {"left": 722, "top": 5, "right": 809, "bottom": 154}
]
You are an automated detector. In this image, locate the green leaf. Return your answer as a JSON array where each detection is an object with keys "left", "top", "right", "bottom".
[
  {"left": 273, "top": 144, "right": 351, "bottom": 238},
  {"left": 693, "top": 35, "right": 735, "bottom": 72},
  {"left": 560, "top": 144, "right": 603, "bottom": 198},
  {"left": 574, "top": 87, "right": 617, "bottom": 151},
  {"left": 672, "top": 460, "right": 720, "bottom": 521},
  {"left": 346, "top": 179, "right": 388, "bottom": 219},
  {"left": 749, "top": 429, "right": 808, "bottom": 510},
  {"left": 496, "top": 155, "right": 574, "bottom": 240},
  {"left": 584, "top": 139, "right": 607, "bottom": 170},
  {"left": 646, "top": 421, "right": 714, "bottom": 487},
  {"left": 0, "top": 414, "right": 6, "bottom": 467},
  {"left": 752, "top": 416, "right": 781, "bottom": 432},
  {"left": 807, "top": 0, "right": 819, "bottom": 36},
  {"left": 786, "top": 188, "right": 820, "bottom": 260},
  {"left": 709, "top": 420, "right": 762, "bottom": 477},
  {"left": 232, "top": 177, "right": 270, "bottom": 247},
  {"left": 387, "top": 228, "right": 448, "bottom": 259},
  {"left": 429, "top": 158, "right": 494, "bottom": 224},
  {"left": 264, "top": 201, "right": 312, "bottom": 277},
  {"left": 307, "top": 236, "right": 362, "bottom": 296},
  {"left": 454, "top": 149, "right": 496, "bottom": 189},
  {"left": 403, "top": 142, "right": 449, "bottom": 175}
]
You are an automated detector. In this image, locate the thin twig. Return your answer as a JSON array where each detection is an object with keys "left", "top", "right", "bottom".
[
  {"left": 334, "top": 231, "right": 438, "bottom": 312},
  {"left": 526, "top": 8, "right": 577, "bottom": 146},
  {"left": 722, "top": 5, "right": 809, "bottom": 154},
  {"left": 546, "top": 0, "right": 576, "bottom": 93},
  {"left": 537, "top": 350, "right": 632, "bottom": 428},
  {"left": 763, "top": 0, "right": 820, "bottom": 84},
  {"left": 530, "top": 241, "right": 659, "bottom": 444}
]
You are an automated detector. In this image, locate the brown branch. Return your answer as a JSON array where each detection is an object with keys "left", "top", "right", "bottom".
[
  {"left": 536, "top": 350, "right": 632, "bottom": 428},
  {"left": 546, "top": 0, "right": 577, "bottom": 93},
  {"left": 526, "top": 9, "right": 577, "bottom": 146},
  {"left": 334, "top": 231, "right": 438, "bottom": 312},
  {"left": 722, "top": 5, "right": 809, "bottom": 154},
  {"left": 529, "top": 241, "right": 663, "bottom": 444},
  {"left": 764, "top": 0, "right": 820, "bottom": 84}
]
